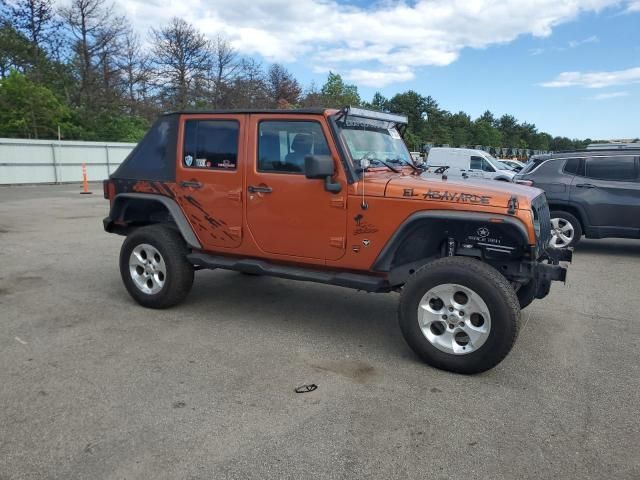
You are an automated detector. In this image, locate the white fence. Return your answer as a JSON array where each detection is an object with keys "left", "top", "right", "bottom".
[{"left": 0, "top": 138, "right": 136, "bottom": 185}]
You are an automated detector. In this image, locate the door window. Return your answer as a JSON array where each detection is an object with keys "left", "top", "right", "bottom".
[
  {"left": 563, "top": 158, "right": 585, "bottom": 176},
  {"left": 258, "top": 121, "right": 330, "bottom": 173},
  {"left": 470, "top": 156, "right": 482, "bottom": 170},
  {"left": 471, "top": 156, "right": 494, "bottom": 172},
  {"left": 586, "top": 156, "right": 637, "bottom": 181},
  {"left": 183, "top": 120, "right": 239, "bottom": 170}
]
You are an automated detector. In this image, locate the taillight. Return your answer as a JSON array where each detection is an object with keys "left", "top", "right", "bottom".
[{"left": 103, "top": 179, "right": 114, "bottom": 199}]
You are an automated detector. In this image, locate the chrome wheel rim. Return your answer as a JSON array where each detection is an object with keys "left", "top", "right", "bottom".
[
  {"left": 418, "top": 283, "right": 491, "bottom": 355},
  {"left": 550, "top": 217, "right": 574, "bottom": 248},
  {"left": 129, "top": 244, "right": 166, "bottom": 295}
]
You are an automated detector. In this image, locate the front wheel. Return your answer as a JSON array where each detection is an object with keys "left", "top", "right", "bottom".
[
  {"left": 398, "top": 257, "right": 520, "bottom": 374},
  {"left": 119, "top": 225, "right": 194, "bottom": 309}
]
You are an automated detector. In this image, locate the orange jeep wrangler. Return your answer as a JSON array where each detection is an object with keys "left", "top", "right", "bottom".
[{"left": 103, "top": 107, "right": 571, "bottom": 373}]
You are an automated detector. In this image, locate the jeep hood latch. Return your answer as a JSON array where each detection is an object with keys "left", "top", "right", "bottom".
[{"left": 507, "top": 195, "right": 519, "bottom": 214}]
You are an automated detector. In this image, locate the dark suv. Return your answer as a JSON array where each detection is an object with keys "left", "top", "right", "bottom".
[{"left": 514, "top": 150, "right": 640, "bottom": 248}]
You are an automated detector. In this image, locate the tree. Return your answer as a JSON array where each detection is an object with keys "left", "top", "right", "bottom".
[
  {"left": 0, "top": 20, "right": 31, "bottom": 77},
  {"left": 150, "top": 17, "right": 212, "bottom": 109},
  {"left": 320, "top": 72, "right": 360, "bottom": 107},
  {"left": 267, "top": 63, "right": 301, "bottom": 107},
  {"left": 211, "top": 34, "right": 237, "bottom": 108},
  {"left": 59, "top": 0, "right": 127, "bottom": 108},
  {"left": 118, "top": 29, "right": 152, "bottom": 115},
  {"left": 3, "top": 0, "right": 59, "bottom": 79},
  {"left": 369, "top": 91, "right": 388, "bottom": 111},
  {"left": 0, "top": 69, "right": 70, "bottom": 138}
]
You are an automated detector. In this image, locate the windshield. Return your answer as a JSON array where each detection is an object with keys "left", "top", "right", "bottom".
[{"left": 337, "top": 123, "right": 413, "bottom": 175}]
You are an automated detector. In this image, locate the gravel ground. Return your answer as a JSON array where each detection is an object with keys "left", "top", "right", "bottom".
[{"left": 1, "top": 184, "right": 639, "bottom": 480}]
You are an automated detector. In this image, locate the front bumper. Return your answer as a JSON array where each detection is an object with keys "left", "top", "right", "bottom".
[{"left": 532, "top": 247, "right": 572, "bottom": 299}]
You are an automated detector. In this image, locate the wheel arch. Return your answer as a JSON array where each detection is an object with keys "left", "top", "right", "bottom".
[
  {"left": 373, "top": 211, "right": 530, "bottom": 284},
  {"left": 105, "top": 193, "right": 201, "bottom": 249},
  {"left": 547, "top": 203, "right": 586, "bottom": 230}
]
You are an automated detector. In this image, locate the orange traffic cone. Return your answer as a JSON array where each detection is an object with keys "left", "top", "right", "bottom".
[{"left": 80, "top": 163, "right": 92, "bottom": 194}]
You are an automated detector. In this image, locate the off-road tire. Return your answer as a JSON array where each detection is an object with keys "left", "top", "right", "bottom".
[
  {"left": 398, "top": 256, "right": 520, "bottom": 374},
  {"left": 119, "top": 225, "right": 194, "bottom": 308},
  {"left": 550, "top": 211, "right": 582, "bottom": 248}
]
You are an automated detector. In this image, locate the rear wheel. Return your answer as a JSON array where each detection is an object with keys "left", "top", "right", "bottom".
[
  {"left": 549, "top": 211, "right": 582, "bottom": 248},
  {"left": 119, "top": 225, "right": 194, "bottom": 308},
  {"left": 398, "top": 257, "right": 520, "bottom": 374}
]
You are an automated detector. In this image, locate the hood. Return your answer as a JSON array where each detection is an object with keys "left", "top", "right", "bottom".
[{"left": 355, "top": 171, "right": 542, "bottom": 210}]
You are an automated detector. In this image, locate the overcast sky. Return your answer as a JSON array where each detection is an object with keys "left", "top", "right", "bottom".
[{"left": 116, "top": 0, "right": 640, "bottom": 139}]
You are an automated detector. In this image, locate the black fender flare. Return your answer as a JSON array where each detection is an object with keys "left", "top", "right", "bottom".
[
  {"left": 106, "top": 193, "right": 201, "bottom": 249},
  {"left": 372, "top": 210, "right": 530, "bottom": 272}
]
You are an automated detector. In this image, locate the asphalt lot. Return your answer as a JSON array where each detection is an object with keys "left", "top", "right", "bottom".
[{"left": 1, "top": 184, "right": 639, "bottom": 480}]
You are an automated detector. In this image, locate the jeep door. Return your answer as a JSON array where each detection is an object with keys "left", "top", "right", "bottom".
[
  {"left": 245, "top": 114, "right": 347, "bottom": 261},
  {"left": 569, "top": 155, "right": 640, "bottom": 232},
  {"left": 175, "top": 114, "right": 244, "bottom": 249}
]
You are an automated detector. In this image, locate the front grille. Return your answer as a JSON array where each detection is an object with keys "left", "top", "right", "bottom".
[{"left": 532, "top": 194, "right": 551, "bottom": 252}]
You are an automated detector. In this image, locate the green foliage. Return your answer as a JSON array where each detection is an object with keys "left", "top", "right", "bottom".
[
  {"left": 320, "top": 72, "right": 360, "bottom": 107},
  {"left": 0, "top": 70, "right": 71, "bottom": 138}
]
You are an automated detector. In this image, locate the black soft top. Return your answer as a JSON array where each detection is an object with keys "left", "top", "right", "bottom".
[{"left": 162, "top": 108, "right": 330, "bottom": 116}]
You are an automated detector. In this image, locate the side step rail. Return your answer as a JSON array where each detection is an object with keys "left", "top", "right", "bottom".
[{"left": 187, "top": 253, "right": 390, "bottom": 293}]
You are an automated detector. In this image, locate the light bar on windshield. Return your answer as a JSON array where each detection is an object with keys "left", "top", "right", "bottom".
[{"left": 345, "top": 106, "right": 408, "bottom": 125}]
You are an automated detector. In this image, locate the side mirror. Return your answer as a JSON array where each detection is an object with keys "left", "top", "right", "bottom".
[
  {"left": 304, "top": 155, "right": 334, "bottom": 179},
  {"left": 304, "top": 155, "right": 341, "bottom": 193}
]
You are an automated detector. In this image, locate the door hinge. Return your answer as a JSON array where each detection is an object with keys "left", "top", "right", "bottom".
[
  {"left": 329, "top": 236, "right": 345, "bottom": 249},
  {"left": 228, "top": 226, "right": 242, "bottom": 237},
  {"left": 330, "top": 196, "right": 346, "bottom": 208},
  {"left": 227, "top": 190, "right": 242, "bottom": 202}
]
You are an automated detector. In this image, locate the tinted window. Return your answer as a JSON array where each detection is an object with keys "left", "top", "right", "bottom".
[
  {"left": 183, "top": 120, "right": 239, "bottom": 170},
  {"left": 112, "top": 115, "right": 178, "bottom": 181},
  {"left": 258, "top": 121, "right": 330, "bottom": 173},
  {"left": 586, "top": 156, "right": 636, "bottom": 181},
  {"left": 470, "top": 156, "right": 482, "bottom": 170},
  {"left": 563, "top": 158, "right": 585, "bottom": 176}
]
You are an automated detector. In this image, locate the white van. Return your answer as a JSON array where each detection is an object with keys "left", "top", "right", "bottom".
[{"left": 426, "top": 148, "right": 516, "bottom": 181}]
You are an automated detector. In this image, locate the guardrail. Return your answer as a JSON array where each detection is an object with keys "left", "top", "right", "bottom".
[{"left": 0, "top": 138, "right": 136, "bottom": 185}]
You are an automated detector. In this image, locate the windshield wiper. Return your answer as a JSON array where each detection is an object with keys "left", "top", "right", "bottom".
[
  {"left": 387, "top": 157, "right": 425, "bottom": 173},
  {"left": 357, "top": 157, "right": 401, "bottom": 173},
  {"left": 368, "top": 158, "right": 401, "bottom": 173}
]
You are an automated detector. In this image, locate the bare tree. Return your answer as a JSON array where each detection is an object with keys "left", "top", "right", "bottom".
[
  {"left": 4, "top": 0, "right": 59, "bottom": 78},
  {"left": 117, "top": 28, "right": 152, "bottom": 115},
  {"left": 267, "top": 63, "right": 301, "bottom": 107},
  {"left": 211, "top": 34, "right": 237, "bottom": 107},
  {"left": 59, "top": 0, "right": 127, "bottom": 107},
  {"left": 150, "top": 17, "right": 212, "bottom": 110},
  {"left": 224, "top": 58, "right": 269, "bottom": 108}
]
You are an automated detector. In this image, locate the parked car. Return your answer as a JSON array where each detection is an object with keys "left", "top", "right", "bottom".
[
  {"left": 514, "top": 149, "right": 640, "bottom": 248},
  {"left": 426, "top": 147, "right": 516, "bottom": 181},
  {"left": 500, "top": 159, "right": 526, "bottom": 172},
  {"left": 103, "top": 106, "right": 570, "bottom": 374}
]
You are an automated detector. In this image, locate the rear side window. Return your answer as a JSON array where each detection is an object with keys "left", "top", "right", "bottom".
[
  {"left": 563, "top": 158, "right": 585, "bottom": 176},
  {"left": 112, "top": 115, "right": 178, "bottom": 181},
  {"left": 586, "top": 156, "right": 637, "bottom": 181},
  {"left": 183, "top": 120, "right": 239, "bottom": 170}
]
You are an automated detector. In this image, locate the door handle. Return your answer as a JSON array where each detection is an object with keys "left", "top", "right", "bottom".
[
  {"left": 180, "top": 180, "right": 202, "bottom": 189},
  {"left": 576, "top": 183, "right": 596, "bottom": 189},
  {"left": 248, "top": 185, "right": 272, "bottom": 194}
]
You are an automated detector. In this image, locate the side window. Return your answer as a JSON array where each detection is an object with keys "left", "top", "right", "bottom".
[
  {"left": 470, "top": 156, "right": 482, "bottom": 170},
  {"left": 563, "top": 158, "right": 585, "bottom": 176},
  {"left": 258, "top": 121, "right": 330, "bottom": 173},
  {"left": 586, "top": 156, "right": 636, "bottom": 181},
  {"left": 183, "top": 120, "right": 239, "bottom": 170},
  {"left": 482, "top": 158, "right": 495, "bottom": 172}
]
